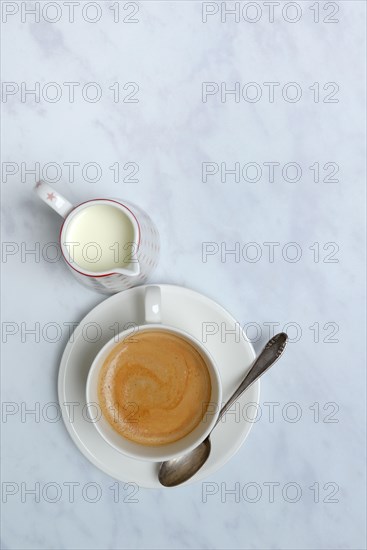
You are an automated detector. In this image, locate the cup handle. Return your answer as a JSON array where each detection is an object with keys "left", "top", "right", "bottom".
[
  {"left": 144, "top": 286, "right": 161, "bottom": 324},
  {"left": 34, "top": 180, "right": 74, "bottom": 219}
]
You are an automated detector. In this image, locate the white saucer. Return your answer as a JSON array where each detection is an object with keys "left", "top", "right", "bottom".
[{"left": 58, "top": 284, "right": 260, "bottom": 488}]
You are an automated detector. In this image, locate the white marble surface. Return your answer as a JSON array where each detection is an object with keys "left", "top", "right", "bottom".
[{"left": 1, "top": 1, "right": 366, "bottom": 549}]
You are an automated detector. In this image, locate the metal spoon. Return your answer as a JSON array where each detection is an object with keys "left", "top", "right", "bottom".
[{"left": 158, "top": 332, "right": 288, "bottom": 487}]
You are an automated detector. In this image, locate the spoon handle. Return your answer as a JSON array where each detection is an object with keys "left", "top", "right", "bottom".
[{"left": 215, "top": 332, "right": 288, "bottom": 425}]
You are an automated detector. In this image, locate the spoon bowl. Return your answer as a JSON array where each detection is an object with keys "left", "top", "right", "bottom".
[{"left": 159, "top": 438, "right": 211, "bottom": 487}]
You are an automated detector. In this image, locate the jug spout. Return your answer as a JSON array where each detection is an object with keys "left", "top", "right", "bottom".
[{"left": 115, "top": 260, "right": 140, "bottom": 277}]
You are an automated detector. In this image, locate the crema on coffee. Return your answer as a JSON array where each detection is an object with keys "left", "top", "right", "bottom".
[{"left": 97, "top": 330, "right": 212, "bottom": 446}]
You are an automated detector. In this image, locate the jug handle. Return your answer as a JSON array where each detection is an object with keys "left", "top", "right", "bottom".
[{"left": 34, "top": 181, "right": 74, "bottom": 219}]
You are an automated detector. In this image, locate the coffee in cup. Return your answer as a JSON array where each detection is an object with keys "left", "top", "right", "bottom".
[{"left": 97, "top": 329, "right": 212, "bottom": 446}]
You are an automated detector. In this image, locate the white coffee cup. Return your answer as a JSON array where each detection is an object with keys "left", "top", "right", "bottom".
[
  {"left": 86, "top": 286, "right": 223, "bottom": 462},
  {"left": 34, "top": 181, "right": 160, "bottom": 294}
]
